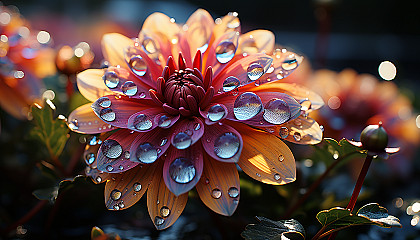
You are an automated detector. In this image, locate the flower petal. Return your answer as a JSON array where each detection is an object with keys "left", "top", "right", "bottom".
[
  {"left": 85, "top": 167, "right": 110, "bottom": 184},
  {"left": 185, "top": 9, "right": 214, "bottom": 57},
  {"left": 68, "top": 103, "right": 116, "bottom": 134},
  {"left": 212, "top": 12, "right": 241, "bottom": 41},
  {"left": 102, "top": 33, "right": 134, "bottom": 67},
  {"left": 104, "top": 66, "right": 153, "bottom": 99},
  {"left": 199, "top": 103, "right": 228, "bottom": 125},
  {"left": 238, "top": 30, "right": 275, "bottom": 55},
  {"left": 162, "top": 144, "right": 203, "bottom": 196},
  {"left": 76, "top": 69, "right": 114, "bottom": 102},
  {"left": 129, "top": 127, "right": 171, "bottom": 164},
  {"left": 96, "top": 129, "right": 140, "bottom": 173},
  {"left": 196, "top": 153, "right": 240, "bottom": 216},
  {"left": 201, "top": 122, "right": 243, "bottom": 163},
  {"left": 104, "top": 163, "right": 157, "bottom": 210},
  {"left": 205, "top": 31, "right": 240, "bottom": 75},
  {"left": 127, "top": 108, "right": 164, "bottom": 133},
  {"left": 141, "top": 12, "right": 180, "bottom": 43},
  {"left": 147, "top": 161, "right": 188, "bottom": 230},
  {"left": 138, "top": 30, "right": 172, "bottom": 68},
  {"left": 233, "top": 122, "right": 296, "bottom": 185},
  {"left": 124, "top": 44, "right": 162, "bottom": 86},
  {"left": 170, "top": 117, "right": 204, "bottom": 150}
]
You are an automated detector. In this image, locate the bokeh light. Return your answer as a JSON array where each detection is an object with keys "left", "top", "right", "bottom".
[{"left": 378, "top": 61, "right": 397, "bottom": 81}]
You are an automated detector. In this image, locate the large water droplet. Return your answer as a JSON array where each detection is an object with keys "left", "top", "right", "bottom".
[
  {"left": 133, "top": 114, "right": 152, "bottom": 130},
  {"left": 97, "top": 97, "right": 111, "bottom": 108},
  {"left": 282, "top": 55, "right": 298, "bottom": 71},
  {"left": 100, "top": 108, "right": 116, "bottom": 122},
  {"left": 279, "top": 127, "right": 289, "bottom": 139},
  {"left": 160, "top": 206, "right": 171, "bottom": 218},
  {"left": 124, "top": 151, "right": 130, "bottom": 159},
  {"left": 278, "top": 155, "right": 284, "bottom": 161},
  {"left": 214, "top": 132, "right": 240, "bottom": 159},
  {"left": 212, "top": 189, "right": 222, "bottom": 199},
  {"left": 263, "top": 98, "right": 291, "bottom": 124},
  {"left": 135, "top": 142, "right": 158, "bottom": 164},
  {"left": 233, "top": 92, "right": 263, "bottom": 120},
  {"left": 169, "top": 157, "right": 196, "bottom": 184},
  {"left": 101, "top": 139, "right": 122, "bottom": 159},
  {"left": 129, "top": 56, "right": 147, "bottom": 76},
  {"left": 84, "top": 152, "right": 95, "bottom": 165},
  {"left": 274, "top": 173, "right": 281, "bottom": 181},
  {"left": 110, "top": 189, "right": 122, "bottom": 201},
  {"left": 247, "top": 63, "right": 264, "bottom": 81},
  {"left": 133, "top": 182, "right": 142, "bottom": 192},
  {"left": 155, "top": 216, "right": 165, "bottom": 226},
  {"left": 207, "top": 104, "right": 226, "bottom": 122},
  {"left": 122, "top": 81, "right": 138, "bottom": 96},
  {"left": 215, "top": 41, "right": 236, "bottom": 64},
  {"left": 293, "top": 132, "right": 301, "bottom": 141},
  {"left": 158, "top": 115, "right": 171, "bottom": 127},
  {"left": 228, "top": 187, "right": 239, "bottom": 198},
  {"left": 223, "top": 76, "right": 240, "bottom": 92},
  {"left": 173, "top": 132, "right": 192, "bottom": 149},
  {"left": 142, "top": 37, "right": 158, "bottom": 54},
  {"left": 103, "top": 71, "right": 119, "bottom": 89}
]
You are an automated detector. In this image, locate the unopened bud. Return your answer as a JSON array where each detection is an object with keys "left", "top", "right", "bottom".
[{"left": 360, "top": 123, "right": 388, "bottom": 151}]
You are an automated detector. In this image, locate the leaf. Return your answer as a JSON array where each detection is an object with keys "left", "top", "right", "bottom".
[
  {"left": 33, "top": 187, "right": 59, "bottom": 203},
  {"left": 356, "top": 203, "right": 402, "bottom": 228},
  {"left": 241, "top": 216, "right": 305, "bottom": 240},
  {"left": 324, "top": 138, "right": 365, "bottom": 160},
  {"left": 58, "top": 175, "right": 89, "bottom": 195},
  {"left": 30, "top": 100, "right": 69, "bottom": 159}
]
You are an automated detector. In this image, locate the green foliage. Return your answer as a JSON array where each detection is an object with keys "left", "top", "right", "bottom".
[
  {"left": 323, "top": 138, "right": 365, "bottom": 158},
  {"left": 32, "top": 175, "right": 89, "bottom": 203},
  {"left": 242, "top": 217, "right": 305, "bottom": 240}
]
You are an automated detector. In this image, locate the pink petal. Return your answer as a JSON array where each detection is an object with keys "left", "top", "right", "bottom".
[
  {"left": 104, "top": 66, "right": 153, "bottom": 99},
  {"left": 68, "top": 103, "right": 116, "bottom": 134},
  {"left": 124, "top": 44, "right": 162, "bottom": 86},
  {"left": 184, "top": 9, "right": 214, "bottom": 58},
  {"left": 129, "top": 127, "right": 172, "bottom": 164},
  {"left": 170, "top": 117, "right": 204, "bottom": 150},
  {"left": 127, "top": 108, "right": 164, "bottom": 132},
  {"left": 137, "top": 30, "right": 172, "bottom": 67},
  {"left": 141, "top": 12, "right": 180, "bottom": 43},
  {"left": 77, "top": 69, "right": 114, "bottom": 102},
  {"left": 162, "top": 144, "right": 204, "bottom": 196},
  {"left": 96, "top": 129, "right": 140, "bottom": 173},
  {"left": 212, "top": 12, "right": 241, "bottom": 42},
  {"left": 201, "top": 122, "right": 243, "bottom": 163},
  {"left": 237, "top": 30, "right": 275, "bottom": 55},
  {"left": 205, "top": 31, "right": 240, "bottom": 75},
  {"left": 154, "top": 113, "right": 180, "bottom": 129}
]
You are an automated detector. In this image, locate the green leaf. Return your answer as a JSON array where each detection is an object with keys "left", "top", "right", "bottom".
[
  {"left": 324, "top": 138, "right": 365, "bottom": 160},
  {"left": 241, "top": 217, "right": 305, "bottom": 240},
  {"left": 30, "top": 100, "right": 69, "bottom": 159},
  {"left": 356, "top": 203, "right": 402, "bottom": 228}
]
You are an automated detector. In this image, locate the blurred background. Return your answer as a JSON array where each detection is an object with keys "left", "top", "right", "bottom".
[{"left": 1, "top": 0, "right": 420, "bottom": 239}]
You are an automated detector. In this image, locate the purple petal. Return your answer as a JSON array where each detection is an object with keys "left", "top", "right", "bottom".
[{"left": 170, "top": 117, "right": 204, "bottom": 150}]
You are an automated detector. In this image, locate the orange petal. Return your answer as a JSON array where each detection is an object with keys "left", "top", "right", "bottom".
[
  {"left": 141, "top": 12, "right": 180, "bottom": 43},
  {"left": 232, "top": 122, "right": 296, "bottom": 185},
  {"left": 77, "top": 69, "right": 114, "bottom": 102},
  {"left": 147, "top": 162, "right": 188, "bottom": 230},
  {"left": 68, "top": 103, "right": 116, "bottom": 134},
  {"left": 238, "top": 30, "right": 275, "bottom": 55},
  {"left": 104, "top": 163, "right": 157, "bottom": 210},
  {"left": 102, "top": 33, "right": 134, "bottom": 67},
  {"left": 185, "top": 9, "right": 214, "bottom": 57},
  {"left": 196, "top": 154, "right": 239, "bottom": 216},
  {"left": 212, "top": 12, "right": 241, "bottom": 41}
]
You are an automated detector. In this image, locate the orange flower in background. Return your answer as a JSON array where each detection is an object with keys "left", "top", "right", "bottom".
[
  {"left": 68, "top": 9, "right": 324, "bottom": 229},
  {"left": 0, "top": 5, "right": 56, "bottom": 119}
]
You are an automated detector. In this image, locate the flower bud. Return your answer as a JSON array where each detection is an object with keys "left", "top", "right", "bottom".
[{"left": 360, "top": 123, "right": 388, "bottom": 151}]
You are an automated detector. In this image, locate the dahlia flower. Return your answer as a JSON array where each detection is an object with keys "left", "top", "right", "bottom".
[{"left": 68, "top": 9, "right": 324, "bottom": 229}]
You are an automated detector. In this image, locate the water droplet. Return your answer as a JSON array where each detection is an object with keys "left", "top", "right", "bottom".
[
  {"left": 256, "top": 173, "right": 261, "bottom": 177},
  {"left": 278, "top": 155, "right": 284, "bottom": 161},
  {"left": 169, "top": 157, "right": 196, "bottom": 184},
  {"left": 160, "top": 138, "right": 168, "bottom": 146},
  {"left": 207, "top": 104, "right": 226, "bottom": 122},
  {"left": 124, "top": 151, "right": 130, "bottom": 159},
  {"left": 228, "top": 187, "right": 239, "bottom": 198},
  {"left": 113, "top": 205, "right": 120, "bottom": 210},
  {"left": 97, "top": 97, "right": 111, "bottom": 108},
  {"left": 282, "top": 54, "right": 298, "bottom": 71},
  {"left": 133, "top": 114, "right": 152, "bottom": 130},
  {"left": 215, "top": 41, "right": 236, "bottom": 64},
  {"left": 118, "top": 165, "right": 123, "bottom": 170},
  {"left": 129, "top": 56, "right": 147, "bottom": 76},
  {"left": 103, "top": 71, "right": 119, "bottom": 89},
  {"left": 233, "top": 199, "right": 239, "bottom": 205},
  {"left": 96, "top": 176, "right": 102, "bottom": 182},
  {"left": 247, "top": 63, "right": 264, "bottom": 81},
  {"left": 135, "top": 142, "right": 158, "bottom": 164},
  {"left": 273, "top": 49, "right": 283, "bottom": 59},
  {"left": 173, "top": 132, "right": 192, "bottom": 149},
  {"left": 263, "top": 98, "right": 291, "bottom": 124},
  {"left": 106, "top": 165, "right": 114, "bottom": 172},
  {"left": 211, "top": 189, "right": 222, "bottom": 199},
  {"left": 279, "top": 127, "right": 289, "bottom": 139},
  {"left": 227, "top": 17, "right": 240, "bottom": 29},
  {"left": 274, "top": 173, "right": 281, "bottom": 180},
  {"left": 205, "top": 178, "right": 210, "bottom": 184},
  {"left": 155, "top": 216, "right": 165, "bottom": 226},
  {"left": 214, "top": 132, "right": 240, "bottom": 159},
  {"left": 122, "top": 81, "right": 138, "bottom": 96},
  {"left": 110, "top": 189, "right": 122, "bottom": 201},
  {"left": 101, "top": 139, "right": 122, "bottom": 159},
  {"left": 99, "top": 108, "right": 116, "bottom": 122},
  {"left": 133, "top": 182, "right": 142, "bottom": 192},
  {"left": 223, "top": 76, "right": 240, "bottom": 92},
  {"left": 293, "top": 132, "right": 301, "bottom": 141},
  {"left": 233, "top": 92, "right": 263, "bottom": 120},
  {"left": 158, "top": 115, "right": 171, "bottom": 127},
  {"left": 142, "top": 37, "right": 158, "bottom": 54},
  {"left": 119, "top": 202, "right": 125, "bottom": 208},
  {"left": 84, "top": 153, "right": 95, "bottom": 165},
  {"left": 160, "top": 206, "right": 171, "bottom": 217},
  {"left": 139, "top": 92, "right": 146, "bottom": 98},
  {"left": 194, "top": 123, "right": 201, "bottom": 130},
  {"left": 68, "top": 119, "right": 79, "bottom": 130},
  {"left": 320, "top": 125, "right": 324, "bottom": 132},
  {"left": 156, "top": 200, "right": 160, "bottom": 205}
]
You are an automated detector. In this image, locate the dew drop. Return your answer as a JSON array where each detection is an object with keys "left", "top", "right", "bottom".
[
  {"left": 97, "top": 97, "right": 111, "bottom": 108},
  {"left": 135, "top": 142, "right": 158, "bottom": 164},
  {"left": 158, "top": 115, "right": 171, "bottom": 127},
  {"left": 133, "top": 114, "right": 152, "bottom": 130},
  {"left": 106, "top": 165, "right": 114, "bottom": 172},
  {"left": 103, "top": 71, "right": 119, "bottom": 89},
  {"left": 279, "top": 127, "right": 289, "bottom": 139},
  {"left": 124, "top": 151, "right": 130, "bottom": 159},
  {"left": 119, "top": 202, "right": 125, "bottom": 208},
  {"left": 155, "top": 216, "right": 165, "bottom": 226},
  {"left": 223, "top": 76, "right": 240, "bottom": 92},
  {"left": 129, "top": 56, "right": 147, "bottom": 76},
  {"left": 214, "top": 132, "right": 240, "bottom": 159},
  {"left": 118, "top": 165, "right": 123, "bottom": 170},
  {"left": 110, "top": 189, "right": 121, "bottom": 201},
  {"left": 233, "top": 199, "right": 239, "bottom": 205},
  {"left": 194, "top": 123, "right": 201, "bottom": 130},
  {"left": 160, "top": 206, "right": 171, "bottom": 218},
  {"left": 282, "top": 55, "right": 298, "bottom": 71},
  {"left": 274, "top": 173, "right": 281, "bottom": 180},
  {"left": 273, "top": 49, "right": 283, "bottom": 59},
  {"left": 139, "top": 92, "right": 146, "bottom": 98},
  {"left": 173, "top": 132, "right": 192, "bottom": 149},
  {"left": 228, "top": 187, "right": 239, "bottom": 198},
  {"left": 227, "top": 17, "right": 240, "bottom": 29},
  {"left": 101, "top": 139, "right": 122, "bottom": 159},
  {"left": 96, "top": 176, "right": 102, "bottom": 182},
  {"left": 113, "top": 205, "right": 120, "bottom": 210},
  {"left": 256, "top": 173, "right": 261, "bottom": 177},
  {"left": 99, "top": 108, "right": 116, "bottom": 122},
  {"left": 169, "top": 157, "right": 196, "bottom": 184},
  {"left": 160, "top": 138, "right": 168, "bottom": 146},
  {"left": 207, "top": 104, "right": 226, "bottom": 122},
  {"left": 211, "top": 189, "right": 222, "bottom": 199},
  {"left": 122, "top": 81, "right": 138, "bottom": 96},
  {"left": 133, "top": 182, "right": 142, "bottom": 192},
  {"left": 278, "top": 155, "right": 284, "bottom": 162},
  {"left": 233, "top": 92, "right": 263, "bottom": 120},
  {"left": 293, "top": 132, "right": 301, "bottom": 141},
  {"left": 215, "top": 41, "right": 236, "bottom": 64},
  {"left": 142, "top": 37, "right": 158, "bottom": 54},
  {"left": 68, "top": 119, "right": 79, "bottom": 130},
  {"left": 247, "top": 63, "right": 264, "bottom": 81},
  {"left": 263, "top": 98, "right": 291, "bottom": 124},
  {"left": 84, "top": 152, "right": 95, "bottom": 165}
]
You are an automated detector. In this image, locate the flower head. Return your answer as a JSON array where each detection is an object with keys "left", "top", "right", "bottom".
[{"left": 69, "top": 9, "right": 324, "bottom": 229}]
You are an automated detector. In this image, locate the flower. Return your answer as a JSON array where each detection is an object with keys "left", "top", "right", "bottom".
[
  {"left": 68, "top": 9, "right": 324, "bottom": 229},
  {"left": 0, "top": 5, "right": 56, "bottom": 119}
]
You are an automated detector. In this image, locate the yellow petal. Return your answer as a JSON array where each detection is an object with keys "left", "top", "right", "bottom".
[
  {"left": 101, "top": 33, "right": 134, "bottom": 67},
  {"left": 238, "top": 30, "right": 275, "bottom": 55},
  {"left": 141, "top": 12, "right": 180, "bottom": 43},
  {"left": 77, "top": 69, "right": 114, "bottom": 102}
]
